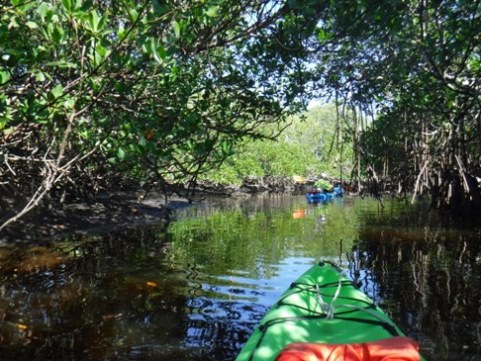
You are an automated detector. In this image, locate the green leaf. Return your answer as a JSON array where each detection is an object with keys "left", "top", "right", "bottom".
[
  {"left": 90, "top": 11, "right": 100, "bottom": 32},
  {"left": 51, "top": 83, "right": 64, "bottom": 98},
  {"left": 0, "top": 117, "right": 9, "bottom": 130},
  {"left": 95, "top": 42, "right": 108, "bottom": 59},
  {"left": 61, "top": 0, "right": 72, "bottom": 12},
  {"left": 26, "top": 21, "right": 39, "bottom": 29},
  {"left": 468, "top": 58, "right": 480, "bottom": 71},
  {"left": 8, "top": 17, "right": 19, "bottom": 29},
  {"left": 172, "top": 20, "right": 181, "bottom": 38},
  {"left": 51, "top": 26, "right": 64, "bottom": 44},
  {"left": 37, "top": 3, "right": 50, "bottom": 20},
  {"left": 88, "top": 10, "right": 106, "bottom": 34},
  {"left": 34, "top": 70, "right": 46, "bottom": 82},
  {"left": 149, "top": 38, "right": 166, "bottom": 64},
  {"left": 151, "top": 0, "right": 168, "bottom": 15},
  {"left": 128, "top": 9, "right": 139, "bottom": 22},
  {"left": 79, "top": 129, "right": 89, "bottom": 139},
  {"left": 0, "top": 71, "right": 11, "bottom": 84},
  {"left": 98, "top": 14, "right": 108, "bottom": 32},
  {"left": 11, "top": 0, "right": 35, "bottom": 10},
  {"left": 74, "top": 0, "right": 82, "bottom": 11},
  {"left": 45, "top": 61, "right": 77, "bottom": 69},
  {"left": 87, "top": 76, "right": 102, "bottom": 92},
  {"left": 317, "top": 28, "right": 332, "bottom": 41},
  {"left": 117, "top": 147, "right": 126, "bottom": 160},
  {"left": 205, "top": 6, "right": 219, "bottom": 17},
  {"left": 63, "top": 98, "right": 75, "bottom": 110}
]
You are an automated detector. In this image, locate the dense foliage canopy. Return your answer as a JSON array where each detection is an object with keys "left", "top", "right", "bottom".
[
  {"left": 0, "top": 0, "right": 318, "bottom": 228},
  {"left": 315, "top": 0, "right": 481, "bottom": 211},
  {"left": 2, "top": 0, "right": 481, "bottom": 230},
  {"left": 204, "top": 104, "right": 353, "bottom": 185}
]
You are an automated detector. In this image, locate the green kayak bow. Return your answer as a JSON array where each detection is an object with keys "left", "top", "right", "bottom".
[{"left": 236, "top": 261, "right": 420, "bottom": 361}]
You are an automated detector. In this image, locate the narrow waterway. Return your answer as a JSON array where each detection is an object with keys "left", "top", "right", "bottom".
[{"left": 0, "top": 195, "right": 480, "bottom": 360}]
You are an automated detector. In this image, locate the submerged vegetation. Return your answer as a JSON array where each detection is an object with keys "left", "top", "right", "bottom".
[{"left": 0, "top": 196, "right": 479, "bottom": 360}]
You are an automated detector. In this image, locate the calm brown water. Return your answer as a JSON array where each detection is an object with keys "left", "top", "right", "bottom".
[{"left": 0, "top": 195, "right": 480, "bottom": 360}]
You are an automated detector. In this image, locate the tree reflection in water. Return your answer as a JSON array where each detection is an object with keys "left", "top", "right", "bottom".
[
  {"left": 349, "top": 226, "right": 481, "bottom": 361},
  {"left": 0, "top": 195, "right": 480, "bottom": 361}
]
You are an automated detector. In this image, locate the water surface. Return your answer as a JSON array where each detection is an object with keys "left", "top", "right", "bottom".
[{"left": 0, "top": 195, "right": 480, "bottom": 360}]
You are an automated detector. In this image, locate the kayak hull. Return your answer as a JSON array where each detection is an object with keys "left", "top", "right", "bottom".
[
  {"left": 305, "top": 189, "right": 342, "bottom": 203},
  {"left": 235, "top": 262, "right": 408, "bottom": 361}
]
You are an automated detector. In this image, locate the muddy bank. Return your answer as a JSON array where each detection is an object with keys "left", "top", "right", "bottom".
[
  {"left": 0, "top": 191, "right": 175, "bottom": 244},
  {"left": 0, "top": 175, "right": 346, "bottom": 244}
]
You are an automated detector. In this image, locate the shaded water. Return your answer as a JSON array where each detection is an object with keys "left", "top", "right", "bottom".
[{"left": 1, "top": 195, "right": 481, "bottom": 360}]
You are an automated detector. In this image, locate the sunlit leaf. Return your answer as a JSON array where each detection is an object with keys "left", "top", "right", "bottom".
[
  {"left": 34, "top": 71, "right": 46, "bottom": 82},
  {"left": 45, "top": 61, "right": 77, "bottom": 69},
  {"left": 26, "top": 21, "right": 39, "bottom": 29},
  {"left": 51, "top": 83, "right": 64, "bottom": 98},
  {"left": 37, "top": 3, "right": 50, "bottom": 20},
  {"left": 61, "top": 0, "right": 72, "bottom": 11},
  {"left": 117, "top": 147, "right": 126, "bottom": 160},
  {"left": 205, "top": 6, "right": 219, "bottom": 17},
  {"left": 74, "top": 0, "right": 82, "bottom": 11},
  {"left": 172, "top": 20, "right": 181, "bottom": 38},
  {"left": 128, "top": 9, "right": 139, "bottom": 22},
  {"left": 317, "top": 28, "right": 332, "bottom": 41},
  {"left": 0, "top": 71, "right": 11, "bottom": 84}
]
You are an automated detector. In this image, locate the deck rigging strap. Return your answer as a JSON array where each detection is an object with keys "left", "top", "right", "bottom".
[
  {"left": 259, "top": 313, "right": 400, "bottom": 336},
  {"left": 314, "top": 273, "right": 343, "bottom": 319},
  {"left": 247, "top": 269, "right": 399, "bottom": 361},
  {"left": 247, "top": 309, "right": 401, "bottom": 361},
  {"left": 277, "top": 280, "right": 371, "bottom": 310},
  {"left": 313, "top": 269, "right": 398, "bottom": 330}
]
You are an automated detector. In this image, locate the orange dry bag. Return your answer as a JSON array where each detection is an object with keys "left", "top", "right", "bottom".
[{"left": 276, "top": 336, "right": 420, "bottom": 361}]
